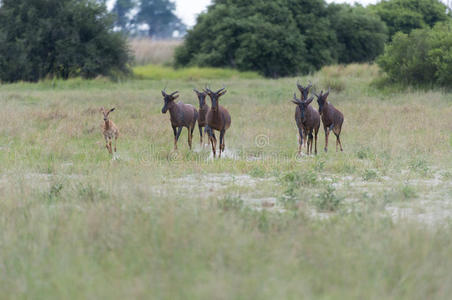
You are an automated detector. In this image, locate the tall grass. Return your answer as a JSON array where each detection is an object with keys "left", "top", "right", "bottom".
[
  {"left": 0, "top": 64, "right": 451, "bottom": 298},
  {"left": 129, "top": 38, "right": 182, "bottom": 66},
  {"left": 133, "top": 64, "right": 261, "bottom": 80}
]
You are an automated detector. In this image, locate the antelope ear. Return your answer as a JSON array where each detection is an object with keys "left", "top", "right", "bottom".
[
  {"left": 161, "top": 90, "right": 166, "bottom": 97},
  {"left": 324, "top": 90, "right": 330, "bottom": 98},
  {"left": 218, "top": 90, "right": 227, "bottom": 97},
  {"left": 99, "top": 107, "right": 105, "bottom": 113},
  {"left": 109, "top": 108, "right": 115, "bottom": 113},
  {"left": 173, "top": 94, "right": 179, "bottom": 100},
  {"left": 306, "top": 96, "right": 314, "bottom": 105},
  {"left": 291, "top": 100, "right": 300, "bottom": 105}
]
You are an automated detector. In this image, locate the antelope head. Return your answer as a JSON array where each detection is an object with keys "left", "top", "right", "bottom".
[
  {"left": 314, "top": 88, "right": 330, "bottom": 115},
  {"left": 296, "top": 81, "right": 312, "bottom": 101},
  {"left": 100, "top": 107, "right": 115, "bottom": 122},
  {"left": 161, "top": 90, "right": 179, "bottom": 114},
  {"left": 193, "top": 88, "right": 207, "bottom": 108},
  {"left": 292, "top": 93, "right": 314, "bottom": 122},
  {"left": 204, "top": 86, "right": 226, "bottom": 112}
]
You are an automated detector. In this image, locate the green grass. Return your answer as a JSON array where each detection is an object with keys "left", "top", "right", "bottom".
[
  {"left": 133, "top": 64, "right": 262, "bottom": 80},
  {"left": 0, "top": 63, "right": 452, "bottom": 298}
]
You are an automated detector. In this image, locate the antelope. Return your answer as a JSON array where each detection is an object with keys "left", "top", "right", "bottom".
[
  {"left": 100, "top": 107, "right": 119, "bottom": 155},
  {"left": 193, "top": 89, "right": 210, "bottom": 147},
  {"left": 203, "top": 87, "right": 231, "bottom": 158},
  {"left": 161, "top": 90, "right": 198, "bottom": 151},
  {"left": 314, "top": 89, "right": 344, "bottom": 152},
  {"left": 292, "top": 93, "right": 320, "bottom": 155},
  {"left": 296, "top": 81, "right": 313, "bottom": 148}
]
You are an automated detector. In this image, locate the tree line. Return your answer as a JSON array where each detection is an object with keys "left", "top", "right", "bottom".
[
  {"left": 175, "top": 0, "right": 450, "bottom": 78},
  {"left": 1, "top": 0, "right": 451, "bottom": 86}
]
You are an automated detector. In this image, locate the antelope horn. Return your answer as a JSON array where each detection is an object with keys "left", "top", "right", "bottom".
[
  {"left": 170, "top": 91, "right": 179, "bottom": 96},
  {"left": 296, "top": 80, "right": 303, "bottom": 90},
  {"left": 204, "top": 84, "right": 213, "bottom": 94}
]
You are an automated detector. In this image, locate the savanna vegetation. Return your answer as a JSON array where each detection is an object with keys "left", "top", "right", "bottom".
[
  {"left": 0, "top": 63, "right": 451, "bottom": 298},
  {"left": 1, "top": 0, "right": 452, "bottom": 298},
  {"left": 0, "top": 0, "right": 130, "bottom": 82},
  {"left": 175, "top": 0, "right": 450, "bottom": 78}
]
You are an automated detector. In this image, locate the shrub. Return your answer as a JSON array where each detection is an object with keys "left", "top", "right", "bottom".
[
  {"left": 370, "top": 0, "right": 448, "bottom": 38},
  {"left": 175, "top": 0, "right": 387, "bottom": 77},
  {"left": 0, "top": 0, "right": 131, "bottom": 82},
  {"left": 377, "top": 22, "right": 452, "bottom": 87}
]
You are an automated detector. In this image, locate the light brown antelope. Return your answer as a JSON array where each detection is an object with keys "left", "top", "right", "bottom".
[
  {"left": 161, "top": 90, "right": 198, "bottom": 150},
  {"left": 292, "top": 93, "right": 320, "bottom": 155},
  {"left": 193, "top": 89, "right": 210, "bottom": 147},
  {"left": 204, "top": 87, "right": 231, "bottom": 158},
  {"left": 314, "top": 89, "right": 344, "bottom": 152},
  {"left": 100, "top": 107, "right": 119, "bottom": 155}
]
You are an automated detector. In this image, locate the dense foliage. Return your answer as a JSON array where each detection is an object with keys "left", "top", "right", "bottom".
[
  {"left": 175, "top": 0, "right": 388, "bottom": 77},
  {"left": 0, "top": 0, "right": 130, "bottom": 82},
  {"left": 329, "top": 4, "right": 388, "bottom": 64},
  {"left": 370, "top": 0, "right": 448, "bottom": 38},
  {"left": 377, "top": 22, "right": 452, "bottom": 87}
]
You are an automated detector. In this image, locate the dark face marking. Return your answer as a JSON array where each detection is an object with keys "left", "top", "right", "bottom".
[{"left": 161, "top": 91, "right": 178, "bottom": 114}]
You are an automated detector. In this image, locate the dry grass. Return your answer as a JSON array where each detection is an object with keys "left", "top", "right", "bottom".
[
  {"left": 129, "top": 38, "right": 182, "bottom": 66},
  {"left": 0, "top": 64, "right": 451, "bottom": 298}
]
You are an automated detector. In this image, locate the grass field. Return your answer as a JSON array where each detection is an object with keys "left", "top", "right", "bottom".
[
  {"left": 129, "top": 39, "right": 182, "bottom": 66},
  {"left": 0, "top": 64, "right": 451, "bottom": 299}
]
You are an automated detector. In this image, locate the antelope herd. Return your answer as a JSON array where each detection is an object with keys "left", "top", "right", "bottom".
[{"left": 101, "top": 82, "right": 344, "bottom": 158}]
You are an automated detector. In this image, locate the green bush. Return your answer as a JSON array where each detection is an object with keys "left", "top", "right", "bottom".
[
  {"left": 329, "top": 4, "right": 388, "bottom": 64},
  {"left": 175, "top": 0, "right": 388, "bottom": 77},
  {"left": 377, "top": 22, "right": 452, "bottom": 87},
  {"left": 0, "top": 0, "right": 131, "bottom": 82},
  {"left": 370, "top": 0, "right": 448, "bottom": 38}
]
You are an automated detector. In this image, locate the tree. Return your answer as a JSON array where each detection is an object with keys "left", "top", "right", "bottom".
[
  {"left": 288, "top": 0, "right": 339, "bottom": 72},
  {"left": 112, "top": 0, "right": 136, "bottom": 32},
  {"left": 0, "top": 0, "right": 131, "bottom": 82},
  {"left": 175, "top": 0, "right": 307, "bottom": 77},
  {"left": 370, "top": 0, "right": 448, "bottom": 38},
  {"left": 175, "top": 0, "right": 388, "bottom": 77},
  {"left": 136, "top": 0, "right": 186, "bottom": 38},
  {"left": 377, "top": 21, "right": 452, "bottom": 86},
  {"left": 328, "top": 4, "right": 388, "bottom": 64}
]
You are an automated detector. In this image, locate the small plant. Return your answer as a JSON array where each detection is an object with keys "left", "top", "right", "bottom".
[
  {"left": 217, "top": 195, "right": 244, "bottom": 212},
  {"left": 409, "top": 159, "right": 430, "bottom": 176},
  {"left": 45, "top": 182, "right": 64, "bottom": 202},
  {"left": 77, "top": 183, "right": 108, "bottom": 202},
  {"left": 401, "top": 184, "right": 417, "bottom": 200},
  {"left": 356, "top": 147, "right": 374, "bottom": 160},
  {"left": 314, "top": 159, "right": 325, "bottom": 172},
  {"left": 249, "top": 166, "right": 266, "bottom": 178},
  {"left": 314, "top": 183, "right": 342, "bottom": 211},
  {"left": 362, "top": 169, "right": 378, "bottom": 181}
]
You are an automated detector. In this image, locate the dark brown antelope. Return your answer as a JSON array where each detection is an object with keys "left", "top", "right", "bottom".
[
  {"left": 292, "top": 94, "right": 320, "bottom": 155},
  {"left": 100, "top": 107, "right": 119, "bottom": 155},
  {"left": 193, "top": 89, "right": 210, "bottom": 147},
  {"left": 296, "top": 81, "right": 313, "bottom": 148},
  {"left": 314, "top": 89, "right": 344, "bottom": 152},
  {"left": 161, "top": 90, "right": 198, "bottom": 151},
  {"left": 203, "top": 87, "right": 231, "bottom": 158}
]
